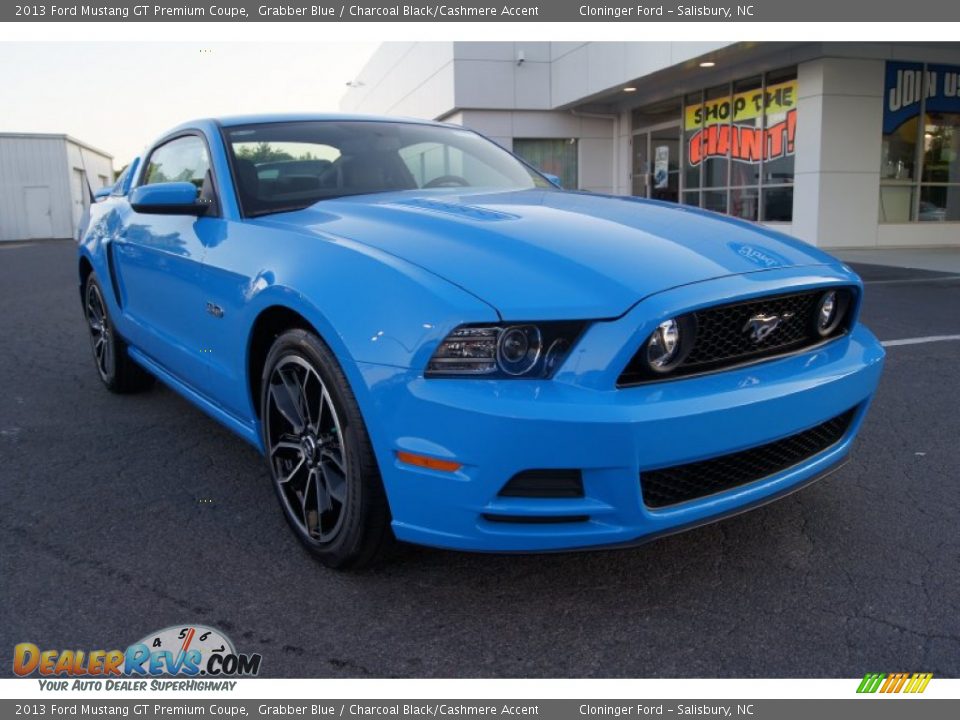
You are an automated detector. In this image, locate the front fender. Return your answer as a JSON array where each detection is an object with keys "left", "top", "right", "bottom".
[
  {"left": 240, "top": 225, "right": 500, "bottom": 371},
  {"left": 77, "top": 199, "right": 125, "bottom": 315},
  {"left": 214, "top": 221, "right": 500, "bottom": 436}
]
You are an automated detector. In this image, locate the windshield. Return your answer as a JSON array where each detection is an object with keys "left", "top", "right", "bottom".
[{"left": 224, "top": 120, "right": 553, "bottom": 217}]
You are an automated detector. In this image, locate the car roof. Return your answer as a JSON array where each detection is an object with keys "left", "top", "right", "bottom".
[
  {"left": 219, "top": 113, "right": 447, "bottom": 127},
  {"left": 143, "top": 114, "right": 470, "bottom": 163},
  {"left": 164, "top": 114, "right": 453, "bottom": 135}
]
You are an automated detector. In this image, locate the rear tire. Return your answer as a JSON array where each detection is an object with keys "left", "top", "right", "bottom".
[
  {"left": 261, "top": 329, "right": 392, "bottom": 569},
  {"left": 83, "top": 273, "right": 155, "bottom": 394}
]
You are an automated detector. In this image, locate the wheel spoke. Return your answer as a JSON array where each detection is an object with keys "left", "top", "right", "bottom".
[
  {"left": 320, "top": 388, "right": 339, "bottom": 434},
  {"left": 301, "top": 470, "right": 320, "bottom": 536},
  {"left": 275, "top": 454, "right": 306, "bottom": 485},
  {"left": 270, "top": 440, "right": 302, "bottom": 456},
  {"left": 87, "top": 299, "right": 103, "bottom": 325},
  {"left": 302, "top": 370, "right": 322, "bottom": 432},
  {"left": 320, "top": 447, "right": 345, "bottom": 475},
  {"left": 320, "top": 462, "right": 347, "bottom": 504},
  {"left": 315, "top": 469, "right": 334, "bottom": 514},
  {"left": 102, "top": 335, "right": 114, "bottom": 376},
  {"left": 281, "top": 367, "right": 310, "bottom": 429},
  {"left": 94, "top": 337, "right": 107, "bottom": 372},
  {"left": 269, "top": 376, "right": 306, "bottom": 433}
]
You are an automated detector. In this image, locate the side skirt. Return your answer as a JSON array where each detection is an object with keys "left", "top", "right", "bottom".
[{"left": 127, "top": 346, "right": 264, "bottom": 453}]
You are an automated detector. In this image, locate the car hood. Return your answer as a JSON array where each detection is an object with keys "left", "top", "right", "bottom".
[{"left": 259, "top": 189, "right": 841, "bottom": 320}]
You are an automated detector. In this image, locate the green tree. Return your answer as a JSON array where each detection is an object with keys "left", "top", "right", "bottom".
[{"left": 236, "top": 142, "right": 294, "bottom": 163}]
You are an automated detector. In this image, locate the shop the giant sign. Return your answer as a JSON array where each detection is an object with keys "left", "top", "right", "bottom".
[
  {"left": 686, "top": 79, "right": 797, "bottom": 166},
  {"left": 884, "top": 61, "right": 960, "bottom": 134}
]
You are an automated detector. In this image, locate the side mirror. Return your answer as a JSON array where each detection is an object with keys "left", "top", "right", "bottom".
[
  {"left": 129, "top": 182, "right": 208, "bottom": 216},
  {"left": 542, "top": 173, "right": 563, "bottom": 189},
  {"left": 93, "top": 187, "right": 113, "bottom": 202}
]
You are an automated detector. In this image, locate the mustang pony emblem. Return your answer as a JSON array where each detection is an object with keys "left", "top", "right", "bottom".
[{"left": 743, "top": 312, "right": 794, "bottom": 343}]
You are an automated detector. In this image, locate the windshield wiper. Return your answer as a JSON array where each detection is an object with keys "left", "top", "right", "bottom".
[
  {"left": 246, "top": 204, "right": 315, "bottom": 218},
  {"left": 246, "top": 189, "right": 418, "bottom": 217}
]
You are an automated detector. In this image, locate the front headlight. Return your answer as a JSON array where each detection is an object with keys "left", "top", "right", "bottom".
[
  {"left": 426, "top": 322, "right": 586, "bottom": 378},
  {"left": 646, "top": 318, "right": 681, "bottom": 369},
  {"left": 813, "top": 289, "right": 851, "bottom": 337}
]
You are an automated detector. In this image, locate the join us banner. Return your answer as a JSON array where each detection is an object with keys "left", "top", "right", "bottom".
[{"left": 883, "top": 61, "right": 960, "bottom": 135}]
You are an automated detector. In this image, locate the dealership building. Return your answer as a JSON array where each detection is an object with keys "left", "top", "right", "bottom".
[{"left": 340, "top": 41, "right": 960, "bottom": 249}]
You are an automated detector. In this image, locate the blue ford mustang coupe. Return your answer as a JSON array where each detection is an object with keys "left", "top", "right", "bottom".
[{"left": 78, "top": 114, "right": 885, "bottom": 568}]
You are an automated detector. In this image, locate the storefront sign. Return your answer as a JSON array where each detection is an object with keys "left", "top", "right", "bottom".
[
  {"left": 685, "top": 78, "right": 798, "bottom": 166},
  {"left": 883, "top": 61, "right": 960, "bottom": 134},
  {"left": 687, "top": 108, "right": 796, "bottom": 166},
  {"left": 684, "top": 79, "right": 798, "bottom": 130}
]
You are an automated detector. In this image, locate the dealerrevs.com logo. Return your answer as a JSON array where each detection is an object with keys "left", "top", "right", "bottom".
[{"left": 13, "top": 625, "right": 262, "bottom": 690}]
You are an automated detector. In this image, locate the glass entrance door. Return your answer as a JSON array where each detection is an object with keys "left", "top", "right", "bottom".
[
  {"left": 631, "top": 131, "right": 649, "bottom": 197},
  {"left": 632, "top": 122, "right": 681, "bottom": 203},
  {"left": 650, "top": 125, "right": 680, "bottom": 203}
]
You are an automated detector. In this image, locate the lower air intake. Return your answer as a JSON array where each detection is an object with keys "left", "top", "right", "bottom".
[{"left": 640, "top": 408, "right": 857, "bottom": 508}]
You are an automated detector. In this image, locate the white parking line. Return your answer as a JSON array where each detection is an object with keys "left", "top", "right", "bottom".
[
  {"left": 881, "top": 334, "right": 960, "bottom": 347},
  {"left": 864, "top": 275, "right": 960, "bottom": 285}
]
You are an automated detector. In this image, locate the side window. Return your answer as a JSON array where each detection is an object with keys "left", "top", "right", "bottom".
[
  {"left": 143, "top": 136, "right": 211, "bottom": 190},
  {"left": 111, "top": 163, "right": 132, "bottom": 196}
]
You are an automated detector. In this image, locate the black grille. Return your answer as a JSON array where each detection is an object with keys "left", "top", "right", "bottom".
[
  {"left": 498, "top": 469, "right": 584, "bottom": 498},
  {"left": 640, "top": 408, "right": 857, "bottom": 508},
  {"left": 618, "top": 288, "right": 854, "bottom": 386}
]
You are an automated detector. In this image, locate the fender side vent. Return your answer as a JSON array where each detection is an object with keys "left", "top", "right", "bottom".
[
  {"left": 105, "top": 243, "right": 123, "bottom": 308},
  {"left": 497, "top": 469, "right": 584, "bottom": 498}
]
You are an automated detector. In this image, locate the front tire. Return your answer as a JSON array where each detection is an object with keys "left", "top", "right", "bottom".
[
  {"left": 261, "top": 329, "right": 392, "bottom": 569},
  {"left": 83, "top": 273, "right": 154, "bottom": 394}
]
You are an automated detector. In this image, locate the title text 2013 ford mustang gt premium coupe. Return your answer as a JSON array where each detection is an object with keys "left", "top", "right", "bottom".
[{"left": 78, "top": 115, "right": 884, "bottom": 568}]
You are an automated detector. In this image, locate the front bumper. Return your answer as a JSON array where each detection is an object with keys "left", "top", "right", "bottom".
[{"left": 355, "top": 270, "right": 886, "bottom": 553}]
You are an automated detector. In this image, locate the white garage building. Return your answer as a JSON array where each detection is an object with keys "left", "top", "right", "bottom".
[
  {"left": 341, "top": 42, "right": 960, "bottom": 249},
  {"left": 0, "top": 133, "right": 113, "bottom": 242}
]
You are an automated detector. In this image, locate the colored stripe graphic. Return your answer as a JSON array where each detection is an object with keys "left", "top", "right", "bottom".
[
  {"left": 857, "top": 673, "right": 885, "bottom": 693},
  {"left": 857, "top": 672, "right": 932, "bottom": 693},
  {"left": 908, "top": 673, "right": 934, "bottom": 693},
  {"left": 887, "top": 673, "right": 908, "bottom": 692}
]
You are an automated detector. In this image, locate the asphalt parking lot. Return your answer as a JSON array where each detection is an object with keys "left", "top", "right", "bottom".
[{"left": 1, "top": 239, "right": 958, "bottom": 678}]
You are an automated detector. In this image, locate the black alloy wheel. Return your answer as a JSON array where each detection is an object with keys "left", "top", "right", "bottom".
[
  {"left": 261, "top": 329, "right": 392, "bottom": 569},
  {"left": 83, "top": 273, "right": 154, "bottom": 394}
]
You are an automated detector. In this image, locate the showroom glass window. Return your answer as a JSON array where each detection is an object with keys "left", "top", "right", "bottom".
[
  {"left": 880, "top": 61, "right": 960, "bottom": 222},
  {"left": 636, "top": 66, "right": 797, "bottom": 223},
  {"left": 513, "top": 138, "right": 579, "bottom": 190},
  {"left": 683, "top": 67, "right": 797, "bottom": 221}
]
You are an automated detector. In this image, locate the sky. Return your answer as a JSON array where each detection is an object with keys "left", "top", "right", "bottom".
[{"left": 0, "top": 42, "right": 378, "bottom": 169}]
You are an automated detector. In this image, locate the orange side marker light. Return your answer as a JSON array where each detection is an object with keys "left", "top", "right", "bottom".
[{"left": 396, "top": 451, "right": 462, "bottom": 473}]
